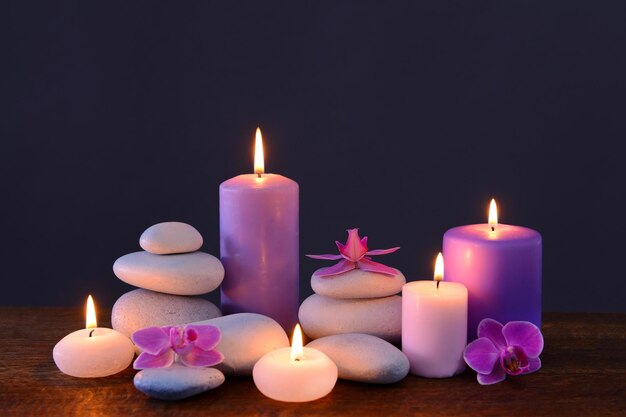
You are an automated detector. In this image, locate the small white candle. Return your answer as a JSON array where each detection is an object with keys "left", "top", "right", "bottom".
[
  {"left": 53, "top": 295, "right": 134, "bottom": 378},
  {"left": 253, "top": 324, "right": 337, "bottom": 402},
  {"left": 402, "top": 253, "right": 468, "bottom": 378}
]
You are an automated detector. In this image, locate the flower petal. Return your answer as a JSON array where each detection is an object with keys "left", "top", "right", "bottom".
[
  {"left": 463, "top": 337, "right": 500, "bottom": 374},
  {"left": 357, "top": 258, "right": 399, "bottom": 276},
  {"left": 365, "top": 247, "right": 400, "bottom": 256},
  {"left": 502, "top": 321, "right": 544, "bottom": 357},
  {"left": 337, "top": 229, "right": 368, "bottom": 261},
  {"left": 180, "top": 347, "right": 224, "bottom": 368},
  {"left": 524, "top": 357, "right": 541, "bottom": 374},
  {"left": 184, "top": 324, "right": 221, "bottom": 351},
  {"left": 131, "top": 326, "right": 172, "bottom": 354},
  {"left": 477, "top": 319, "right": 507, "bottom": 350},
  {"left": 315, "top": 259, "right": 356, "bottom": 277},
  {"left": 133, "top": 350, "right": 174, "bottom": 369},
  {"left": 477, "top": 365, "right": 506, "bottom": 385},
  {"left": 306, "top": 254, "right": 344, "bottom": 260}
]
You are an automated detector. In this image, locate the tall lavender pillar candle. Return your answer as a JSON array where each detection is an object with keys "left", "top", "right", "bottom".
[
  {"left": 442, "top": 199, "right": 542, "bottom": 340},
  {"left": 220, "top": 128, "right": 299, "bottom": 331}
]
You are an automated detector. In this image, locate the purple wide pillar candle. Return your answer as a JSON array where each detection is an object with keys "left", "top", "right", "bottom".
[
  {"left": 443, "top": 222, "right": 541, "bottom": 341},
  {"left": 220, "top": 173, "right": 299, "bottom": 332}
]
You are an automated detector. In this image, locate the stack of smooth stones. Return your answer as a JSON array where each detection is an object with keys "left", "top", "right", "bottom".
[
  {"left": 112, "top": 221, "right": 224, "bottom": 339},
  {"left": 112, "top": 221, "right": 291, "bottom": 400},
  {"left": 299, "top": 268, "right": 409, "bottom": 384}
]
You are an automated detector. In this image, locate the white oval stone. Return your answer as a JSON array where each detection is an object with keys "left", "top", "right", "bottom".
[
  {"left": 111, "top": 289, "right": 222, "bottom": 338},
  {"left": 311, "top": 268, "right": 406, "bottom": 299},
  {"left": 140, "top": 222, "right": 203, "bottom": 255},
  {"left": 299, "top": 294, "right": 401, "bottom": 343},
  {"left": 134, "top": 364, "right": 225, "bottom": 400},
  {"left": 192, "top": 313, "right": 289, "bottom": 376},
  {"left": 307, "top": 333, "right": 409, "bottom": 384},
  {"left": 113, "top": 251, "right": 224, "bottom": 295}
]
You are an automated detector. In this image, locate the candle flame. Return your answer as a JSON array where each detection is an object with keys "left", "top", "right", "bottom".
[
  {"left": 434, "top": 252, "right": 444, "bottom": 282},
  {"left": 86, "top": 295, "right": 97, "bottom": 329},
  {"left": 290, "top": 324, "right": 304, "bottom": 362},
  {"left": 254, "top": 127, "right": 264, "bottom": 176},
  {"left": 488, "top": 198, "right": 498, "bottom": 226}
]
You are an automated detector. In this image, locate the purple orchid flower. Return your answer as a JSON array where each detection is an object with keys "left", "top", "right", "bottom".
[
  {"left": 464, "top": 319, "right": 544, "bottom": 385},
  {"left": 132, "top": 324, "right": 224, "bottom": 369},
  {"left": 307, "top": 228, "right": 400, "bottom": 277}
]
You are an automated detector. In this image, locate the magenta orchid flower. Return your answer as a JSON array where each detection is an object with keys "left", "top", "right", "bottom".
[
  {"left": 464, "top": 319, "right": 544, "bottom": 385},
  {"left": 307, "top": 228, "right": 400, "bottom": 277},
  {"left": 132, "top": 324, "right": 224, "bottom": 369}
]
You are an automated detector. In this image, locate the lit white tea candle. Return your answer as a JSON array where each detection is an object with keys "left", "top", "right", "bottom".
[
  {"left": 253, "top": 324, "right": 337, "bottom": 402},
  {"left": 53, "top": 295, "right": 134, "bottom": 378}
]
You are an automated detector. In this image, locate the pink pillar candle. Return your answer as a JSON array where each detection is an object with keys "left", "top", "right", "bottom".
[
  {"left": 402, "top": 280, "right": 468, "bottom": 378},
  {"left": 220, "top": 129, "right": 299, "bottom": 331}
]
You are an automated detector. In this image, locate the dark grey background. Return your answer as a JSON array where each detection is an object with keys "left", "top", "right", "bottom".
[{"left": 2, "top": 1, "right": 625, "bottom": 311}]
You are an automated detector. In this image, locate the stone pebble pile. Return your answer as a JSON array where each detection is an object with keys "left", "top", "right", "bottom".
[
  {"left": 299, "top": 268, "right": 404, "bottom": 343},
  {"left": 298, "top": 267, "right": 409, "bottom": 384},
  {"left": 110, "top": 221, "right": 291, "bottom": 399},
  {"left": 111, "top": 222, "right": 224, "bottom": 338}
]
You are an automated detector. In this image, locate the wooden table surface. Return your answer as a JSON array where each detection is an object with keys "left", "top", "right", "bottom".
[{"left": 1, "top": 308, "right": 625, "bottom": 416}]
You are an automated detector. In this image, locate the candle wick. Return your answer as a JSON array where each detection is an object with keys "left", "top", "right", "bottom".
[
  {"left": 436, "top": 280, "right": 440, "bottom": 290},
  {"left": 257, "top": 173, "right": 262, "bottom": 178},
  {"left": 89, "top": 329, "right": 95, "bottom": 337},
  {"left": 491, "top": 226, "right": 495, "bottom": 232}
]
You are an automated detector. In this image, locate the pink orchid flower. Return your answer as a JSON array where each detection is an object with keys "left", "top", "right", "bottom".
[
  {"left": 307, "top": 228, "right": 400, "bottom": 277},
  {"left": 464, "top": 319, "right": 544, "bottom": 385},
  {"left": 132, "top": 324, "right": 224, "bottom": 369}
]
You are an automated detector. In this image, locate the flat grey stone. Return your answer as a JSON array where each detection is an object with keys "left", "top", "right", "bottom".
[
  {"left": 191, "top": 313, "right": 289, "bottom": 376},
  {"left": 113, "top": 251, "right": 224, "bottom": 295},
  {"left": 299, "top": 294, "right": 401, "bottom": 343},
  {"left": 311, "top": 268, "right": 406, "bottom": 299},
  {"left": 134, "top": 364, "right": 224, "bottom": 400},
  {"left": 140, "top": 222, "right": 203, "bottom": 255},
  {"left": 112, "top": 289, "right": 222, "bottom": 338},
  {"left": 307, "top": 333, "right": 409, "bottom": 384}
]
